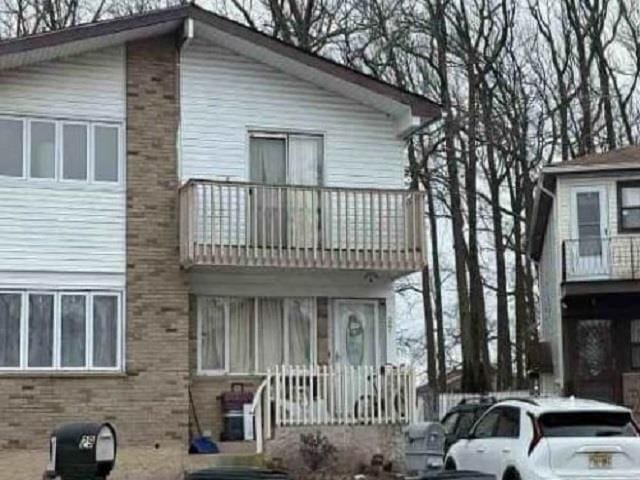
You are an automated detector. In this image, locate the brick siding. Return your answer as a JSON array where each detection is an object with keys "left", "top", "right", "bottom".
[{"left": 0, "top": 34, "right": 190, "bottom": 452}]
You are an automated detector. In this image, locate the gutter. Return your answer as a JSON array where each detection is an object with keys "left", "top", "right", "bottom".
[{"left": 176, "top": 18, "right": 195, "bottom": 183}]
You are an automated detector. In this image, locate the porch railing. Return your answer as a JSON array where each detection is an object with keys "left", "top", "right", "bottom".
[
  {"left": 179, "top": 179, "right": 426, "bottom": 271},
  {"left": 563, "top": 236, "right": 640, "bottom": 281},
  {"left": 268, "top": 364, "right": 415, "bottom": 428}
]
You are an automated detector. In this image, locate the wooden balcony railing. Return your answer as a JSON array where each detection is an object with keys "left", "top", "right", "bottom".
[
  {"left": 179, "top": 179, "right": 426, "bottom": 271},
  {"left": 563, "top": 235, "right": 640, "bottom": 281}
]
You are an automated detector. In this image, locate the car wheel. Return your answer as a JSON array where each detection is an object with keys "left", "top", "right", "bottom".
[
  {"left": 444, "top": 458, "right": 456, "bottom": 471},
  {"left": 503, "top": 468, "right": 521, "bottom": 480}
]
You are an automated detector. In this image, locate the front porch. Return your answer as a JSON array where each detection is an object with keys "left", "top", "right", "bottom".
[{"left": 562, "top": 292, "right": 640, "bottom": 405}]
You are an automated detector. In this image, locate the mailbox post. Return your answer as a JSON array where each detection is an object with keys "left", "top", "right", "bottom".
[{"left": 44, "top": 422, "right": 117, "bottom": 480}]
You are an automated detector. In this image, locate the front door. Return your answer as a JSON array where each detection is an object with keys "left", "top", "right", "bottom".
[
  {"left": 569, "top": 186, "right": 608, "bottom": 278},
  {"left": 333, "top": 300, "right": 378, "bottom": 366},
  {"left": 569, "top": 319, "right": 615, "bottom": 401}
]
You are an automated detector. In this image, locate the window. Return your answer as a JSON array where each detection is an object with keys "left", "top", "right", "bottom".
[
  {"left": 495, "top": 407, "right": 520, "bottom": 438},
  {"left": 618, "top": 181, "right": 640, "bottom": 232},
  {"left": 94, "top": 125, "right": 119, "bottom": 182},
  {"left": 30, "top": 121, "right": 56, "bottom": 178},
  {"left": 63, "top": 123, "right": 88, "bottom": 180},
  {"left": 198, "top": 296, "right": 316, "bottom": 374},
  {"left": 576, "top": 191, "right": 602, "bottom": 256},
  {"left": 0, "top": 115, "right": 121, "bottom": 183},
  {"left": 0, "top": 293, "right": 21, "bottom": 367},
  {"left": 539, "top": 411, "right": 638, "bottom": 437},
  {"left": 0, "top": 118, "right": 23, "bottom": 177},
  {"left": 631, "top": 320, "right": 640, "bottom": 369},
  {"left": 0, "top": 290, "right": 122, "bottom": 371},
  {"left": 472, "top": 410, "right": 500, "bottom": 439}
]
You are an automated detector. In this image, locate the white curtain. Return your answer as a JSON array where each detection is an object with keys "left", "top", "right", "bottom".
[
  {"left": 288, "top": 298, "right": 312, "bottom": 365},
  {"left": 28, "top": 294, "right": 54, "bottom": 367},
  {"left": 93, "top": 296, "right": 118, "bottom": 368},
  {"left": 258, "top": 298, "right": 284, "bottom": 371},
  {"left": 0, "top": 293, "right": 21, "bottom": 367},
  {"left": 250, "top": 137, "right": 286, "bottom": 247},
  {"left": 288, "top": 136, "right": 322, "bottom": 248},
  {"left": 229, "top": 298, "right": 255, "bottom": 372},
  {"left": 61, "top": 295, "right": 86, "bottom": 367},
  {"left": 200, "top": 297, "right": 225, "bottom": 371}
]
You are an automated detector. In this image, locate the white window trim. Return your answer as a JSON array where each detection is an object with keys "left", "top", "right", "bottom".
[
  {"left": 0, "top": 289, "right": 124, "bottom": 373},
  {"left": 197, "top": 296, "right": 318, "bottom": 376},
  {"left": 60, "top": 121, "right": 90, "bottom": 183},
  {"left": 246, "top": 130, "right": 325, "bottom": 187},
  {"left": 0, "top": 114, "right": 123, "bottom": 186}
]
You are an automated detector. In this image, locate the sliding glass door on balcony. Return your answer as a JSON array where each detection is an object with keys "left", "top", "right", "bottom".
[
  {"left": 567, "top": 186, "right": 609, "bottom": 279},
  {"left": 249, "top": 134, "right": 321, "bottom": 249}
]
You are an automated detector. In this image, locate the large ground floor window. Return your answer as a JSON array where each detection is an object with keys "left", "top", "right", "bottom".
[
  {"left": 197, "top": 296, "right": 316, "bottom": 374},
  {"left": 197, "top": 296, "right": 388, "bottom": 375},
  {"left": 0, "top": 290, "right": 123, "bottom": 371}
]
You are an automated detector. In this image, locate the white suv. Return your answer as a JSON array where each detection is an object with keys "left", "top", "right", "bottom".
[{"left": 444, "top": 397, "right": 640, "bottom": 480}]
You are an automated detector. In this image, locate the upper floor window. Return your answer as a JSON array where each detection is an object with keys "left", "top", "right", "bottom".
[
  {"left": 0, "top": 290, "right": 123, "bottom": 372},
  {"left": 249, "top": 132, "right": 323, "bottom": 186},
  {"left": 0, "top": 116, "right": 122, "bottom": 184},
  {"left": 618, "top": 181, "right": 640, "bottom": 232}
]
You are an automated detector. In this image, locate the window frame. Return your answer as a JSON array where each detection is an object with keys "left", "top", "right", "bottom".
[
  {"left": 0, "top": 289, "right": 123, "bottom": 373},
  {"left": 92, "top": 123, "right": 123, "bottom": 185},
  {"left": 0, "top": 114, "right": 123, "bottom": 186},
  {"left": 197, "top": 295, "right": 318, "bottom": 376},
  {"left": 247, "top": 130, "right": 325, "bottom": 187},
  {"left": 0, "top": 116, "right": 26, "bottom": 179},
  {"left": 61, "top": 121, "right": 90, "bottom": 183},
  {"left": 617, "top": 180, "right": 640, "bottom": 233},
  {"left": 28, "top": 119, "right": 58, "bottom": 180}
]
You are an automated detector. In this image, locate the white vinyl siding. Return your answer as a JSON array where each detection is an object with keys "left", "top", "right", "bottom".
[
  {"left": 0, "top": 46, "right": 125, "bottom": 121},
  {"left": 0, "top": 46, "right": 125, "bottom": 274},
  {"left": 180, "top": 40, "right": 404, "bottom": 189}
]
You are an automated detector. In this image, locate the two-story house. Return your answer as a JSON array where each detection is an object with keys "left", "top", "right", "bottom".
[
  {"left": 0, "top": 4, "right": 438, "bottom": 475},
  {"left": 530, "top": 148, "right": 640, "bottom": 408}
]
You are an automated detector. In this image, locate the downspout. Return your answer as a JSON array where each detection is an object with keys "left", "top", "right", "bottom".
[{"left": 177, "top": 17, "right": 195, "bottom": 182}]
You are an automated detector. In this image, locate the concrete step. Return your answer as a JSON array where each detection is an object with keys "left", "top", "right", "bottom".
[{"left": 186, "top": 442, "right": 264, "bottom": 472}]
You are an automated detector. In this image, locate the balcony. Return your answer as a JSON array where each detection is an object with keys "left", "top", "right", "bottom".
[
  {"left": 562, "top": 236, "right": 640, "bottom": 282},
  {"left": 179, "top": 179, "right": 426, "bottom": 272}
]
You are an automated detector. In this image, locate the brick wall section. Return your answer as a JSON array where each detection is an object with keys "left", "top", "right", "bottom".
[
  {"left": 0, "top": 35, "right": 190, "bottom": 451},
  {"left": 125, "top": 34, "right": 190, "bottom": 445}
]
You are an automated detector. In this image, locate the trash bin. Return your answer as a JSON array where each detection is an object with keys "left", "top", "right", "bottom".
[
  {"left": 405, "top": 422, "right": 446, "bottom": 475},
  {"left": 186, "top": 467, "right": 290, "bottom": 479}
]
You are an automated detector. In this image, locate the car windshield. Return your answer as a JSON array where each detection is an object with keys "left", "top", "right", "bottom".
[
  {"left": 539, "top": 411, "right": 639, "bottom": 438},
  {"left": 457, "top": 412, "right": 476, "bottom": 436}
]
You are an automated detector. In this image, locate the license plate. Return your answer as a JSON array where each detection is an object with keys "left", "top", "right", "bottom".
[{"left": 589, "top": 452, "right": 612, "bottom": 469}]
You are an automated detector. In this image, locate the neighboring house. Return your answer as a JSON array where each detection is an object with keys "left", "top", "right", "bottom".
[
  {"left": 529, "top": 147, "right": 640, "bottom": 408},
  {"left": 0, "top": 4, "right": 438, "bottom": 471}
]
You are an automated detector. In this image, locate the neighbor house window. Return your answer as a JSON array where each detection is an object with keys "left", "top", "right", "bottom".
[
  {"left": 631, "top": 320, "right": 640, "bottom": 369},
  {"left": 197, "top": 296, "right": 316, "bottom": 374},
  {"left": 618, "top": 181, "right": 640, "bottom": 232},
  {"left": 0, "top": 115, "right": 121, "bottom": 184},
  {"left": 0, "top": 118, "right": 23, "bottom": 177},
  {"left": 0, "top": 290, "right": 122, "bottom": 371}
]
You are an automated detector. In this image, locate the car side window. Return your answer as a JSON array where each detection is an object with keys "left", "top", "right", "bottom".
[
  {"left": 472, "top": 410, "right": 500, "bottom": 439},
  {"left": 457, "top": 412, "right": 476, "bottom": 436},
  {"left": 442, "top": 412, "right": 460, "bottom": 435},
  {"left": 495, "top": 407, "right": 521, "bottom": 438}
]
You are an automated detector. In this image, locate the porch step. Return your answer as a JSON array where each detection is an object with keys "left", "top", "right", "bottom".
[
  {"left": 186, "top": 442, "right": 264, "bottom": 471},
  {"left": 217, "top": 441, "right": 258, "bottom": 455}
]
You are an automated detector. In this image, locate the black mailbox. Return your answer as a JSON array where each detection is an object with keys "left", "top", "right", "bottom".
[{"left": 45, "top": 422, "right": 117, "bottom": 480}]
